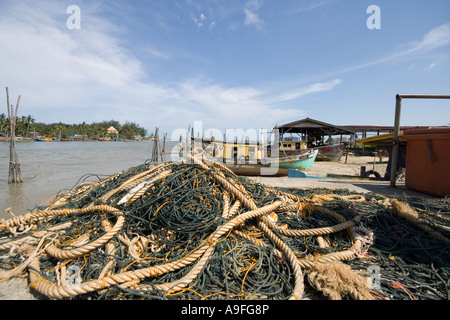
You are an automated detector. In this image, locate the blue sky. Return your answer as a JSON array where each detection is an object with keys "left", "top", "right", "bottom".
[{"left": 1, "top": 0, "right": 449, "bottom": 136}]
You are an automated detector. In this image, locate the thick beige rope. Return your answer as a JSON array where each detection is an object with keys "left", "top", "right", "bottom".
[
  {"left": 27, "top": 201, "right": 283, "bottom": 299},
  {"left": 45, "top": 206, "right": 124, "bottom": 260},
  {"left": 189, "top": 155, "right": 305, "bottom": 300}
]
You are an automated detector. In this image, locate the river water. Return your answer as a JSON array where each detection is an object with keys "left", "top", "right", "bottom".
[{"left": 0, "top": 140, "right": 180, "bottom": 219}]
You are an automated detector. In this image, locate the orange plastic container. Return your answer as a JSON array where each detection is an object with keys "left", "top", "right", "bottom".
[{"left": 403, "top": 128, "right": 450, "bottom": 197}]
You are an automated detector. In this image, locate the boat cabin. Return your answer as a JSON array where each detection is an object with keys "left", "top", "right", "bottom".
[
  {"left": 279, "top": 140, "right": 307, "bottom": 152},
  {"left": 206, "top": 141, "right": 266, "bottom": 164}
]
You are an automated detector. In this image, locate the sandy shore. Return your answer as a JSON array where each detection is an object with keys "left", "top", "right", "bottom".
[
  {"left": 250, "top": 154, "right": 435, "bottom": 198},
  {"left": 0, "top": 278, "right": 40, "bottom": 300},
  {"left": 0, "top": 154, "right": 435, "bottom": 300},
  {"left": 306, "top": 153, "right": 388, "bottom": 178}
]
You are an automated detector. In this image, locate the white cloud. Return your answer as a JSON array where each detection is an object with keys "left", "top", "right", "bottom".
[
  {"left": 185, "top": 1, "right": 265, "bottom": 32},
  {"left": 0, "top": 2, "right": 173, "bottom": 126},
  {"left": 290, "top": 0, "right": 337, "bottom": 14},
  {"left": 278, "top": 79, "right": 342, "bottom": 102},
  {"left": 173, "top": 78, "right": 307, "bottom": 130},
  {"left": 147, "top": 46, "right": 170, "bottom": 59},
  {"left": 191, "top": 12, "right": 216, "bottom": 32},
  {"left": 243, "top": 0, "right": 265, "bottom": 30},
  {"left": 414, "top": 23, "right": 450, "bottom": 51},
  {"left": 337, "top": 23, "right": 450, "bottom": 74},
  {"left": 245, "top": 0, "right": 264, "bottom": 11},
  {"left": 191, "top": 13, "right": 206, "bottom": 28},
  {"left": 244, "top": 9, "right": 264, "bottom": 30},
  {"left": 178, "top": 80, "right": 269, "bottom": 127}
]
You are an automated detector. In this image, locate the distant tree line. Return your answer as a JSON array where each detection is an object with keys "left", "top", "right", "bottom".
[{"left": 0, "top": 114, "right": 149, "bottom": 140}]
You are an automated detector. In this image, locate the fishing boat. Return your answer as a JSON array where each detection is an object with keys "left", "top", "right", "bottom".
[
  {"left": 223, "top": 163, "right": 289, "bottom": 176},
  {"left": 191, "top": 138, "right": 317, "bottom": 175},
  {"left": 34, "top": 137, "right": 59, "bottom": 142},
  {"left": 313, "top": 143, "right": 347, "bottom": 161},
  {"left": 267, "top": 149, "right": 318, "bottom": 170},
  {"left": 279, "top": 141, "right": 347, "bottom": 162}
]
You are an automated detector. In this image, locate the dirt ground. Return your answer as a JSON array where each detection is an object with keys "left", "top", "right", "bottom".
[
  {"left": 308, "top": 154, "right": 389, "bottom": 178},
  {"left": 0, "top": 278, "right": 40, "bottom": 300},
  {"left": 250, "top": 154, "right": 436, "bottom": 198},
  {"left": 0, "top": 154, "right": 434, "bottom": 300}
]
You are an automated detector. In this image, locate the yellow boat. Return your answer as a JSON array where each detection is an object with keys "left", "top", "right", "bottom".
[
  {"left": 35, "top": 137, "right": 60, "bottom": 142},
  {"left": 357, "top": 132, "right": 404, "bottom": 146}
]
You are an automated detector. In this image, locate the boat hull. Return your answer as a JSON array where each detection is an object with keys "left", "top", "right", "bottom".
[
  {"left": 35, "top": 138, "right": 59, "bottom": 142},
  {"left": 268, "top": 149, "right": 318, "bottom": 170},
  {"left": 281, "top": 143, "right": 346, "bottom": 162},
  {"left": 224, "top": 164, "right": 288, "bottom": 176},
  {"left": 314, "top": 144, "right": 347, "bottom": 161}
]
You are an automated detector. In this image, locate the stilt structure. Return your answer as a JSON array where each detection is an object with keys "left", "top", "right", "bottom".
[{"left": 6, "top": 87, "right": 23, "bottom": 183}]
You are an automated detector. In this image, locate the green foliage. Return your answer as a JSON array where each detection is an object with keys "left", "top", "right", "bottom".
[{"left": 0, "top": 114, "right": 148, "bottom": 139}]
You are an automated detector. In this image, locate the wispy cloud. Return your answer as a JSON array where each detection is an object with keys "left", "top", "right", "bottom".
[
  {"left": 190, "top": 11, "right": 217, "bottom": 31},
  {"left": 245, "top": 0, "right": 264, "bottom": 11},
  {"left": 191, "top": 13, "right": 206, "bottom": 28},
  {"left": 173, "top": 77, "right": 345, "bottom": 129},
  {"left": 146, "top": 46, "right": 170, "bottom": 59},
  {"left": 412, "top": 23, "right": 450, "bottom": 51},
  {"left": 244, "top": 9, "right": 265, "bottom": 30},
  {"left": 243, "top": 0, "right": 265, "bottom": 30},
  {"left": 290, "top": 0, "right": 338, "bottom": 14},
  {"left": 184, "top": 0, "right": 265, "bottom": 32},
  {"left": 176, "top": 78, "right": 303, "bottom": 129},
  {"left": 338, "top": 22, "right": 450, "bottom": 73},
  {"left": 278, "top": 79, "right": 342, "bottom": 102}
]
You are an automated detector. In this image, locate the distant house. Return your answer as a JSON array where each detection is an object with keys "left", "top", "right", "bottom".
[{"left": 107, "top": 126, "right": 119, "bottom": 137}]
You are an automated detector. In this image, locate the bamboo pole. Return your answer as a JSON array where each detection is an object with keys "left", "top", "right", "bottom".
[{"left": 6, "top": 87, "right": 23, "bottom": 183}]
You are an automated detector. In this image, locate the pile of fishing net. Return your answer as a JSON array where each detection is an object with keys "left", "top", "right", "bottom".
[{"left": 0, "top": 156, "right": 449, "bottom": 300}]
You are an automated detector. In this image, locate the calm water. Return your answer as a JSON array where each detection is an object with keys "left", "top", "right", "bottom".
[{"left": 0, "top": 140, "right": 180, "bottom": 219}]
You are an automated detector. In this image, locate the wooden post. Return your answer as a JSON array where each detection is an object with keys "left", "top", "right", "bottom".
[
  {"left": 151, "top": 126, "right": 161, "bottom": 162},
  {"left": 6, "top": 87, "right": 23, "bottom": 183},
  {"left": 162, "top": 132, "right": 167, "bottom": 153},
  {"left": 344, "top": 144, "right": 349, "bottom": 164},
  {"left": 390, "top": 95, "right": 402, "bottom": 187}
]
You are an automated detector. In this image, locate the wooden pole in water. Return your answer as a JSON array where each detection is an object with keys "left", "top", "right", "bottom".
[
  {"left": 151, "top": 126, "right": 160, "bottom": 162},
  {"left": 162, "top": 132, "right": 166, "bottom": 153},
  {"left": 6, "top": 87, "right": 23, "bottom": 183}
]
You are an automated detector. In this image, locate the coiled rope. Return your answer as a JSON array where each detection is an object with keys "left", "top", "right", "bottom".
[{"left": 1, "top": 155, "right": 448, "bottom": 300}]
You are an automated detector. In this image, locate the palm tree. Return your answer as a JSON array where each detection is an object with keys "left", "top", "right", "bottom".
[
  {"left": 0, "top": 113, "right": 8, "bottom": 135},
  {"left": 79, "top": 121, "right": 87, "bottom": 140},
  {"left": 17, "top": 116, "right": 27, "bottom": 136},
  {"left": 26, "top": 115, "right": 35, "bottom": 137},
  {"left": 89, "top": 124, "right": 102, "bottom": 139},
  {"left": 51, "top": 123, "right": 65, "bottom": 140}
]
